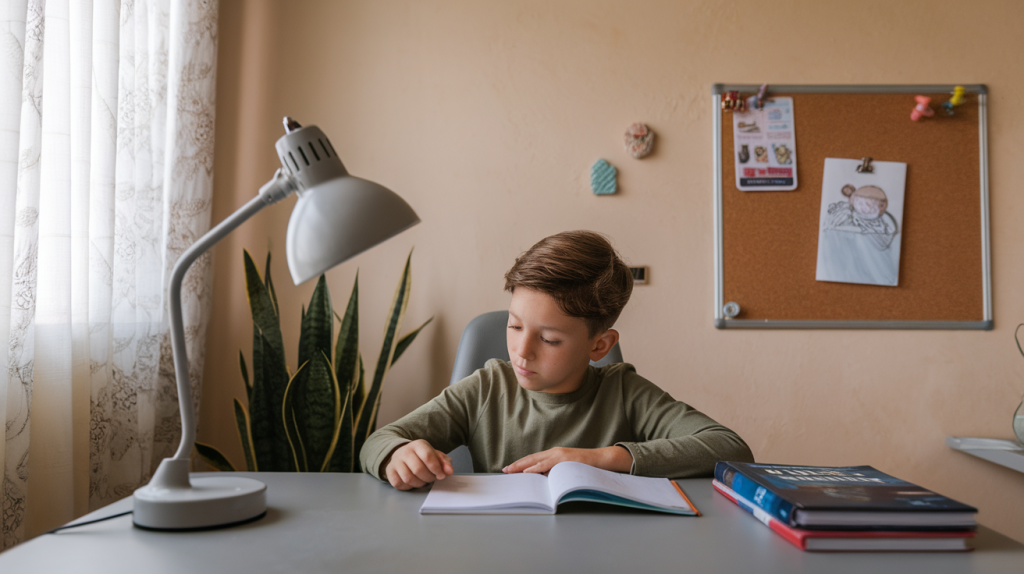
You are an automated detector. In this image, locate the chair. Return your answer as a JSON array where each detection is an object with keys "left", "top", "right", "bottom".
[{"left": 446, "top": 310, "right": 623, "bottom": 473}]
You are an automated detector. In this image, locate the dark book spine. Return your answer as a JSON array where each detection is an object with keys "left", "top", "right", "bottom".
[{"left": 715, "top": 462, "right": 797, "bottom": 525}]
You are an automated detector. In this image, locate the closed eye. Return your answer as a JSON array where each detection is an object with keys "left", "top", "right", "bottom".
[{"left": 508, "top": 324, "right": 558, "bottom": 344}]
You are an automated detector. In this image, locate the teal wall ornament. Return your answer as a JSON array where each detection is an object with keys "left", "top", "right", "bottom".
[{"left": 590, "top": 159, "right": 617, "bottom": 195}]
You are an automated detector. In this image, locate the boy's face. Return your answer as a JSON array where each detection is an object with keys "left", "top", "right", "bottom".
[{"left": 506, "top": 288, "right": 615, "bottom": 394}]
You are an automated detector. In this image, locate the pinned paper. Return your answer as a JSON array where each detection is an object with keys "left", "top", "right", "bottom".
[
  {"left": 815, "top": 158, "right": 907, "bottom": 287},
  {"left": 732, "top": 97, "right": 797, "bottom": 191}
]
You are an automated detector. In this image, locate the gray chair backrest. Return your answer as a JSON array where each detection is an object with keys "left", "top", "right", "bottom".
[{"left": 446, "top": 310, "right": 623, "bottom": 472}]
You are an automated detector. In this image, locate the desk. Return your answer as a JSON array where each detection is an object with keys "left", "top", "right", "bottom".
[{"left": 2, "top": 473, "right": 1021, "bottom": 573}]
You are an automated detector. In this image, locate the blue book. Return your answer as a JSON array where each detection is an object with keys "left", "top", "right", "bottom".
[{"left": 714, "top": 462, "right": 977, "bottom": 531}]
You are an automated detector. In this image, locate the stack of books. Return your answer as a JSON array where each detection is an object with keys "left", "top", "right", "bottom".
[{"left": 713, "top": 461, "right": 977, "bottom": 552}]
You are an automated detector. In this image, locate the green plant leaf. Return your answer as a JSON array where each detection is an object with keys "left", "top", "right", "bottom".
[
  {"left": 329, "top": 275, "right": 360, "bottom": 472},
  {"left": 392, "top": 316, "right": 433, "bottom": 365},
  {"left": 249, "top": 329, "right": 269, "bottom": 465},
  {"left": 239, "top": 350, "right": 252, "bottom": 400},
  {"left": 289, "top": 276, "right": 337, "bottom": 471},
  {"left": 293, "top": 352, "right": 340, "bottom": 471},
  {"left": 249, "top": 329, "right": 292, "bottom": 471},
  {"left": 249, "top": 325, "right": 265, "bottom": 450},
  {"left": 315, "top": 351, "right": 352, "bottom": 472},
  {"left": 196, "top": 442, "right": 235, "bottom": 472},
  {"left": 352, "top": 355, "right": 367, "bottom": 472},
  {"left": 351, "top": 354, "right": 366, "bottom": 422},
  {"left": 334, "top": 274, "right": 359, "bottom": 395},
  {"left": 244, "top": 251, "right": 291, "bottom": 471},
  {"left": 244, "top": 250, "right": 285, "bottom": 353},
  {"left": 354, "top": 251, "right": 413, "bottom": 453},
  {"left": 282, "top": 361, "right": 311, "bottom": 472},
  {"left": 265, "top": 251, "right": 279, "bottom": 318},
  {"left": 326, "top": 364, "right": 355, "bottom": 472},
  {"left": 298, "top": 275, "right": 333, "bottom": 371},
  {"left": 290, "top": 403, "right": 308, "bottom": 472},
  {"left": 234, "top": 399, "right": 256, "bottom": 472},
  {"left": 327, "top": 353, "right": 359, "bottom": 472}
]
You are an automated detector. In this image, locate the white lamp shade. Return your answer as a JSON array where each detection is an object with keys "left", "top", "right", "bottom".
[{"left": 286, "top": 174, "right": 420, "bottom": 285}]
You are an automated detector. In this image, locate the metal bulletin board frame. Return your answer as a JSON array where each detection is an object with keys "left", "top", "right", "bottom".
[{"left": 712, "top": 84, "right": 991, "bottom": 330}]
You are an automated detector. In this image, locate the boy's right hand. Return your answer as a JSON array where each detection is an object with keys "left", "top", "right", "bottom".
[{"left": 384, "top": 439, "right": 454, "bottom": 490}]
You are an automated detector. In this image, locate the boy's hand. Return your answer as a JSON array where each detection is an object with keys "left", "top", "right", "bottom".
[
  {"left": 502, "top": 446, "right": 633, "bottom": 475},
  {"left": 384, "top": 439, "right": 455, "bottom": 490}
]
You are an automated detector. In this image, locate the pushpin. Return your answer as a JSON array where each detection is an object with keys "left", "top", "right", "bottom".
[
  {"left": 949, "top": 86, "right": 967, "bottom": 106},
  {"left": 721, "top": 91, "right": 736, "bottom": 111},
  {"left": 943, "top": 86, "right": 966, "bottom": 115},
  {"left": 753, "top": 83, "right": 769, "bottom": 110},
  {"left": 721, "top": 91, "right": 747, "bottom": 112},
  {"left": 910, "top": 95, "right": 934, "bottom": 121}
]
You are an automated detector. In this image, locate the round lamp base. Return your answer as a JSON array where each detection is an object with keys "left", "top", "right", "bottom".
[{"left": 133, "top": 474, "right": 267, "bottom": 531}]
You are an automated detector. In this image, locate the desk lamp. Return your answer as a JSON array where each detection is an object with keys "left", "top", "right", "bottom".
[{"left": 132, "top": 118, "right": 420, "bottom": 530}]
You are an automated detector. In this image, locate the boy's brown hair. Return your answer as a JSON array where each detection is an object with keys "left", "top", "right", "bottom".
[{"left": 504, "top": 230, "right": 633, "bottom": 337}]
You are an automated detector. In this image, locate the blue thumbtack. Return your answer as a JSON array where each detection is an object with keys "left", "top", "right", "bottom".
[{"left": 591, "top": 159, "right": 617, "bottom": 195}]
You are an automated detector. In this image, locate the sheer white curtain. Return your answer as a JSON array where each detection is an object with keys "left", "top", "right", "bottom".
[{"left": 0, "top": 0, "right": 218, "bottom": 547}]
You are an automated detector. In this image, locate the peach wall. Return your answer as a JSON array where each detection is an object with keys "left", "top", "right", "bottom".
[{"left": 204, "top": 0, "right": 1024, "bottom": 541}]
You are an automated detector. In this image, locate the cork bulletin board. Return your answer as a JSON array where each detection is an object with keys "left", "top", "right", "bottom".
[{"left": 712, "top": 85, "right": 991, "bottom": 329}]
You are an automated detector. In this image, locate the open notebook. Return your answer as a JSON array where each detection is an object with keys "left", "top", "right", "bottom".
[{"left": 420, "top": 461, "right": 699, "bottom": 515}]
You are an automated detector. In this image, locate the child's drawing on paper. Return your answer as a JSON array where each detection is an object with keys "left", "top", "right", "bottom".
[
  {"left": 816, "top": 158, "right": 907, "bottom": 287},
  {"left": 825, "top": 185, "right": 898, "bottom": 249}
]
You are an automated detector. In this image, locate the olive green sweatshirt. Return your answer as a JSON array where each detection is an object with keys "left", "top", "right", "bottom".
[{"left": 360, "top": 360, "right": 754, "bottom": 480}]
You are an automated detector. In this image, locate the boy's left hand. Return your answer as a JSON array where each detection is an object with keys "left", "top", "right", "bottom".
[{"left": 502, "top": 446, "right": 633, "bottom": 474}]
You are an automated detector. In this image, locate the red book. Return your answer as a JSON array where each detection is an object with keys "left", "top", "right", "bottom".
[{"left": 712, "top": 480, "right": 974, "bottom": 552}]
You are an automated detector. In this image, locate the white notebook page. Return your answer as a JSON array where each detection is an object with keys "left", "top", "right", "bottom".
[
  {"left": 421, "top": 474, "right": 551, "bottom": 511},
  {"left": 546, "top": 461, "right": 692, "bottom": 512}
]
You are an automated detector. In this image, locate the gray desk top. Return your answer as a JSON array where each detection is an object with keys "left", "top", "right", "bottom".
[{"left": 2, "top": 472, "right": 1021, "bottom": 574}]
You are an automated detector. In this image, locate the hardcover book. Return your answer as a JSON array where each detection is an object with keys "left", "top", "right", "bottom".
[
  {"left": 420, "top": 461, "right": 699, "bottom": 515},
  {"left": 714, "top": 461, "right": 976, "bottom": 530},
  {"left": 713, "top": 479, "right": 974, "bottom": 552}
]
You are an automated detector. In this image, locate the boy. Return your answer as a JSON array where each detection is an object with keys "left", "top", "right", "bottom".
[{"left": 360, "top": 230, "right": 754, "bottom": 490}]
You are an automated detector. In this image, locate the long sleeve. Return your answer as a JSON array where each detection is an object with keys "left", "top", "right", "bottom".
[
  {"left": 358, "top": 374, "right": 480, "bottom": 480},
  {"left": 615, "top": 372, "right": 754, "bottom": 478}
]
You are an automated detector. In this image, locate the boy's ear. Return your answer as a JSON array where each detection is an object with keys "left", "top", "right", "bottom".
[{"left": 588, "top": 329, "right": 619, "bottom": 363}]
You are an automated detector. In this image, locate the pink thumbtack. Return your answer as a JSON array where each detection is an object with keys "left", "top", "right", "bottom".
[{"left": 910, "top": 95, "right": 934, "bottom": 121}]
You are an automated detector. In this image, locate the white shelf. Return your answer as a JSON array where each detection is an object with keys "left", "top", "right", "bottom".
[{"left": 947, "top": 436, "right": 1024, "bottom": 474}]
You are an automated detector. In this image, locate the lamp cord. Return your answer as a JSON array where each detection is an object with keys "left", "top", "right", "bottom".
[{"left": 45, "top": 511, "right": 133, "bottom": 534}]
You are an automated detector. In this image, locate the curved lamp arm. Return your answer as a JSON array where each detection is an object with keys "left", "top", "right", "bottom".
[{"left": 169, "top": 169, "right": 298, "bottom": 460}]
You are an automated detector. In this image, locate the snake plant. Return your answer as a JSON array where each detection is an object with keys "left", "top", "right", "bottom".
[{"left": 196, "top": 249, "right": 431, "bottom": 472}]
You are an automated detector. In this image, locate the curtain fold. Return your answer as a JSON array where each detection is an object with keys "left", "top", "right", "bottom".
[{"left": 0, "top": 0, "right": 218, "bottom": 548}]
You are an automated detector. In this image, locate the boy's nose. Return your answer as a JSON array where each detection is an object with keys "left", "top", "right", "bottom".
[{"left": 515, "top": 335, "right": 535, "bottom": 360}]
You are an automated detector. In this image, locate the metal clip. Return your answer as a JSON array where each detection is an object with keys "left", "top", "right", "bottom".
[{"left": 856, "top": 157, "right": 874, "bottom": 173}]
